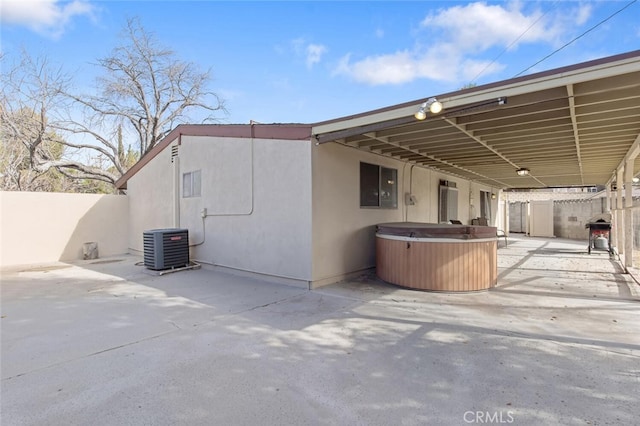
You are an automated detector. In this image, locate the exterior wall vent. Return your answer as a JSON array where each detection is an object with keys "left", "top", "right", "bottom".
[
  {"left": 171, "top": 145, "right": 179, "bottom": 163},
  {"left": 143, "top": 228, "right": 189, "bottom": 270}
]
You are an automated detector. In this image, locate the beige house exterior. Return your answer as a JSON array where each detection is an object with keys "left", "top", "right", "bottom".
[
  {"left": 117, "top": 50, "right": 640, "bottom": 285},
  {"left": 119, "top": 124, "right": 499, "bottom": 288}
]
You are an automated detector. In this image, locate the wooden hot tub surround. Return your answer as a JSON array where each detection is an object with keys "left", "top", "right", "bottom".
[{"left": 376, "top": 222, "right": 497, "bottom": 292}]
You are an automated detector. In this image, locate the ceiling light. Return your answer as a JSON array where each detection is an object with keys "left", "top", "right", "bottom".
[
  {"left": 414, "top": 108, "right": 427, "bottom": 121},
  {"left": 516, "top": 168, "right": 530, "bottom": 176},
  {"left": 414, "top": 98, "right": 443, "bottom": 120},
  {"left": 429, "top": 99, "right": 443, "bottom": 114},
  {"left": 633, "top": 177, "right": 639, "bottom": 183}
]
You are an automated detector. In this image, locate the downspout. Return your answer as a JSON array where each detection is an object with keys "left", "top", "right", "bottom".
[
  {"left": 172, "top": 132, "right": 182, "bottom": 228},
  {"left": 403, "top": 162, "right": 414, "bottom": 222},
  {"left": 502, "top": 191, "right": 509, "bottom": 235},
  {"left": 469, "top": 183, "right": 475, "bottom": 222}
]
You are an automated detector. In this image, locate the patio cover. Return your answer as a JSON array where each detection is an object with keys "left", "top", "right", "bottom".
[{"left": 312, "top": 50, "right": 640, "bottom": 190}]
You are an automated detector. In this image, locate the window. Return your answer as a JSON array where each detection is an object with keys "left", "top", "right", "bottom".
[
  {"left": 183, "top": 170, "right": 201, "bottom": 198},
  {"left": 360, "top": 162, "right": 397, "bottom": 208},
  {"left": 439, "top": 181, "right": 458, "bottom": 222},
  {"left": 480, "top": 190, "right": 491, "bottom": 222}
]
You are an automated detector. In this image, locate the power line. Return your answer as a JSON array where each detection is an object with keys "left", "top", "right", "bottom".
[{"left": 514, "top": 0, "right": 638, "bottom": 78}]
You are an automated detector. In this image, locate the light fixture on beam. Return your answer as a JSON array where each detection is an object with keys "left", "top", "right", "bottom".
[
  {"left": 516, "top": 168, "right": 530, "bottom": 176},
  {"left": 414, "top": 98, "right": 443, "bottom": 120}
]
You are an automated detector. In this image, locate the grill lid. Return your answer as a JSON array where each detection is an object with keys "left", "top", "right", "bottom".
[{"left": 586, "top": 213, "right": 612, "bottom": 224}]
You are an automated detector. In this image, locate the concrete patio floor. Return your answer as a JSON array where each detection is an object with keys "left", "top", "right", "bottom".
[{"left": 1, "top": 236, "right": 639, "bottom": 425}]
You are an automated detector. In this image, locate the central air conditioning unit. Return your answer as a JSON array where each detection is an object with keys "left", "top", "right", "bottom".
[{"left": 143, "top": 228, "right": 190, "bottom": 271}]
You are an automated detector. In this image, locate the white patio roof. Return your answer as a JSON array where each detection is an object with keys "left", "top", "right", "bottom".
[{"left": 312, "top": 50, "right": 640, "bottom": 189}]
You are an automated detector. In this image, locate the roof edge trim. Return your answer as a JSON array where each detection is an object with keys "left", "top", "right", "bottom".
[
  {"left": 115, "top": 124, "right": 312, "bottom": 189},
  {"left": 312, "top": 50, "right": 640, "bottom": 137}
]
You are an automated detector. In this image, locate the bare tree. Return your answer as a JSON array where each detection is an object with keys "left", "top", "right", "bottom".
[
  {"left": 64, "top": 17, "right": 225, "bottom": 159},
  {"left": 0, "top": 52, "right": 83, "bottom": 190},
  {"left": 1, "top": 51, "right": 123, "bottom": 189},
  {"left": 0, "top": 107, "right": 66, "bottom": 191},
  {"left": 1, "top": 17, "right": 225, "bottom": 190}
]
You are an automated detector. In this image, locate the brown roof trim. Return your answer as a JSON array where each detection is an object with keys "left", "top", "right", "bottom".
[
  {"left": 311, "top": 50, "right": 640, "bottom": 128},
  {"left": 115, "top": 124, "right": 312, "bottom": 189}
]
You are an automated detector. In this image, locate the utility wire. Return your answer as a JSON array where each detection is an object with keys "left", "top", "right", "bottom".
[
  {"left": 514, "top": 0, "right": 638, "bottom": 78},
  {"left": 469, "top": 1, "right": 558, "bottom": 85}
]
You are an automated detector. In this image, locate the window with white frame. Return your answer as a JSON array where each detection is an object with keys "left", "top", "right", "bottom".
[
  {"left": 183, "top": 170, "right": 201, "bottom": 198},
  {"left": 438, "top": 180, "right": 458, "bottom": 223},
  {"left": 480, "top": 190, "right": 491, "bottom": 222},
  {"left": 360, "top": 162, "right": 397, "bottom": 209}
]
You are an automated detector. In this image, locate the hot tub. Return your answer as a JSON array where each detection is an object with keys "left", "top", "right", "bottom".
[{"left": 376, "top": 222, "right": 497, "bottom": 292}]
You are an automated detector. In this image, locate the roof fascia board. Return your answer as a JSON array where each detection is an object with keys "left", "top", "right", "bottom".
[
  {"left": 311, "top": 53, "right": 640, "bottom": 138},
  {"left": 115, "top": 123, "right": 312, "bottom": 189},
  {"left": 115, "top": 132, "right": 179, "bottom": 189}
]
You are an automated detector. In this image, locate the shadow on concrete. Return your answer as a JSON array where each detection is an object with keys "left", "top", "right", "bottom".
[{"left": 2, "top": 236, "right": 640, "bottom": 425}]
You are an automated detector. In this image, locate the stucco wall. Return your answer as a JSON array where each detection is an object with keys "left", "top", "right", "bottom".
[
  {"left": 126, "top": 134, "right": 500, "bottom": 287},
  {"left": 126, "top": 135, "right": 313, "bottom": 285},
  {"left": 310, "top": 142, "right": 498, "bottom": 286},
  {"left": 127, "top": 142, "right": 176, "bottom": 252},
  {"left": 0, "top": 191, "right": 128, "bottom": 268}
]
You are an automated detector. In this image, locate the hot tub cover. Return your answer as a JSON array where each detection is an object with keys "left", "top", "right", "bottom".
[{"left": 376, "top": 222, "right": 497, "bottom": 240}]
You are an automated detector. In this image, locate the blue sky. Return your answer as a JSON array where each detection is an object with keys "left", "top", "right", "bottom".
[{"left": 2, "top": 0, "right": 640, "bottom": 125}]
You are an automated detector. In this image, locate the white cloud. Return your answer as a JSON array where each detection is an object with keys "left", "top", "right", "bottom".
[
  {"left": 334, "top": 1, "right": 587, "bottom": 86},
  {"left": 420, "top": 2, "right": 557, "bottom": 51},
  {"left": 574, "top": 4, "right": 592, "bottom": 26},
  {"left": 334, "top": 51, "right": 417, "bottom": 85},
  {"left": 334, "top": 45, "right": 506, "bottom": 85},
  {"left": 0, "top": 0, "right": 95, "bottom": 38},
  {"left": 306, "top": 43, "right": 327, "bottom": 68},
  {"left": 291, "top": 38, "right": 328, "bottom": 69}
]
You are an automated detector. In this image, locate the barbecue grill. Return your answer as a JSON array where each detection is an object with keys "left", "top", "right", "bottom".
[{"left": 585, "top": 214, "right": 612, "bottom": 255}]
